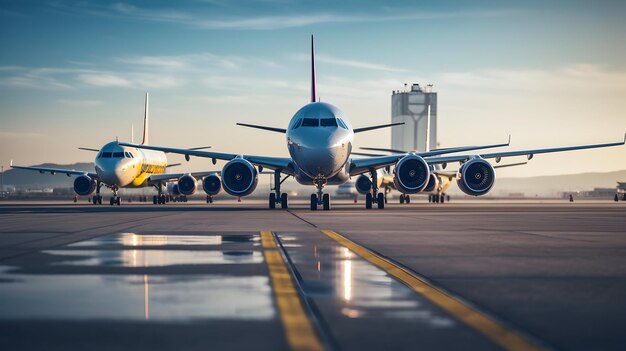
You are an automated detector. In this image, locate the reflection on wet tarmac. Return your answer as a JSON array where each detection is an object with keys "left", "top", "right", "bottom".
[
  {"left": 44, "top": 250, "right": 263, "bottom": 267},
  {"left": 0, "top": 272, "right": 274, "bottom": 321},
  {"left": 287, "top": 236, "right": 456, "bottom": 327},
  {"left": 69, "top": 233, "right": 257, "bottom": 247}
]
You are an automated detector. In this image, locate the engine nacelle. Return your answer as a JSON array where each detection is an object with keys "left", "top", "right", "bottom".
[
  {"left": 202, "top": 174, "right": 222, "bottom": 196},
  {"left": 221, "top": 159, "right": 258, "bottom": 196},
  {"left": 423, "top": 174, "right": 440, "bottom": 193},
  {"left": 457, "top": 158, "right": 496, "bottom": 196},
  {"left": 177, "top": 174, "right": 197, "bottom": 195},
  {"left": 167, "top": 182, "right": 180, "bottom": 196},
  {"left": 355, "top": 175, "right": 372, "bottom": 195},
  {"left": 73, "top": 175, "right": 96, "bottom": 196},
  {"left": 393, "top": 154, "right": 430, "bottom": 194}
]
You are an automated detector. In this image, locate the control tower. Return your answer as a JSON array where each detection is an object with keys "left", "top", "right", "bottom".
[{"left": 391, "top": 83, "right": 437, "bottom": 152}]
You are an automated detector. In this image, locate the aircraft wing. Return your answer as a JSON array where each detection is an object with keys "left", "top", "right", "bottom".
[
  {"left": 10, "top": 161, "right": 98, "bottom": 179},
  {"left": 421, "top": 135, "right": 626, "bottom": 165},
  {"left": 349, "top": 135, "right": 624, "bottom": 176},
  {"left": 118, "top": 142, "right": 295, "bottom": 175},
  {"left": 148, "top": 171, "right": 219, "bottom": 183}
]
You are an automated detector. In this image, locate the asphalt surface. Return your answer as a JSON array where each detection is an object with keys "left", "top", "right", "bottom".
[{"left": 0, "top": 199, "right": 624, "bottom": 350}]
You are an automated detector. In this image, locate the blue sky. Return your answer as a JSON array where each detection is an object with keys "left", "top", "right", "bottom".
[{"left": 1, "top": 0, "right": 625, "bottom": 177}]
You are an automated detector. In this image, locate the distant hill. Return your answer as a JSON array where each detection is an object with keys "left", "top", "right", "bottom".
[
  {"left": 2, "top": 163, "right": 94, "bottom": 189},
  {"left": 448, "top": 169, "right": 626, "bottom": 197}
]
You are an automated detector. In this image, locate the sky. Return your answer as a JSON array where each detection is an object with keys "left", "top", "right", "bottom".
[{"left": 1, "top": 0, "right": 625, "bottom": 179}]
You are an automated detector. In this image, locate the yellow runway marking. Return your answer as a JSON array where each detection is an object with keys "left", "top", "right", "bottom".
[
  {"left": 261, "top": 231, "right": 324, "bottom": 351},
  {"left": 321, "top": 229, "right": 543, "bottom": 351}
]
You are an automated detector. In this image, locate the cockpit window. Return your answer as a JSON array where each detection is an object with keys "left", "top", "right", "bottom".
[
  {"left": 291, "top": 119, "right": 303, "bottom": 130},
  {"left": 124, "top": 152, "right": 131, "bottom": 158},
  {"left": 101, "top": 152, "right": 112, "bottom": 158},
  {"left": 320, "top": 118, "right": 338, "bottom": 127},
  {"left": 301, "top": 118, "right": 319, "bottom": 127},
  {"left": 337, "top": 118, "right": 348, "bottom": 129},
  {"left": 112, "top": 152, "right": 124, "bottom": 158}
]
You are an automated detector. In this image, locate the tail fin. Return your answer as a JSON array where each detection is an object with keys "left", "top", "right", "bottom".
[
  {"left": 142, "top": 92, "right": 149, "bottom": 145},
  {"left": 310, "top": 34, "right": 317, "bottom": 103}
]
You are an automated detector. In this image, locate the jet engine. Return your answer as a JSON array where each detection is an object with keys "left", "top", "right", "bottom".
[
  {"left": 355, "top": 175, "right": 372, "bottom": 195},
  {"left": 221, "top": 159, "right": 258, "bottom": 196},
  {"left": 457, "top": 158, "right": 496, "bottom": 196},
  {"left": 167, "top": 182, "right": 181, "bottom": 196},
  {"left": 202, "top": 174, "right": 222, "bottom": 196},
  {"left": 393, "top": 154, "right": 430, "bottom": 194},
  {"left": 422, "top": 174, "right": 440, "bottom": 193},
  {"left": 73, "top": 175, "right": 96, "bottom": 196},
  {"left": 177, "top": 174, "right": 197, "bottom": 196}
]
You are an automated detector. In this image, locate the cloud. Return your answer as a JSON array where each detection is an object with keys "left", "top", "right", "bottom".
[
  {"left": 77, "top": 74, "right": 132, "bottom": 87},
  {"left": 117, "top": 52, "right": 277, "bottom": 71},
  {"left": 292, "top": 53, "right": 408, "bottom": 73},
  {"left": 57, "top": 99, "right": 104, "bottom": 107},
  {"left": 56, "top": 3, "right": 518, "bottom": 30},
  {"left": 439, "top": 64, "right": 626, "bottom": 94}
]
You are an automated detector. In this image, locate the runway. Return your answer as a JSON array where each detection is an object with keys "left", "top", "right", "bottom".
[{"left": 0, "top": 200, "right": 625, "bottom": 350}]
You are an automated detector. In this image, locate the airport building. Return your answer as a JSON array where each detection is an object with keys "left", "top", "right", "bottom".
[{"left": 391, "top": 83, "right": 437, "bottom": 152}]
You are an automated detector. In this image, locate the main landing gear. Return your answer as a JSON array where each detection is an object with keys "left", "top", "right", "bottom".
[
  {"left": 109, "top": 186, "right": 121, "bottom": 206},
  {"left": 310, "top": 176, "right": 330, "bottom": 211},
  {"left": 399, "top": 194, "right": 411, "bottom": 204},
  {"left": 365, "top": 169, "right": 385, "bottom": 209},
  {"left": 268, "top": 170, "right": 289, "bottom": 209},
  {"left": 428, "top": 193, "right": 449, "bottom": 204},
  {"left": 152, "top": 182, "right": 167, "bottom": 205},
  {"left": 91, "top": 181, "right": 103, "bottom": 205}
]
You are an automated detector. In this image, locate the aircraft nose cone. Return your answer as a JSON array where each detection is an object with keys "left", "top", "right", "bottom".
[{"left": 97, "top": 162, "right": 129, "bottom": 186}]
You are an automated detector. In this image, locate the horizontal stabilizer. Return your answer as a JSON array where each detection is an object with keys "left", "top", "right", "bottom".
[
  {"left": 237, "top": 123, "right": 286, "bottom": 134},
  {"left": 78, "top": 147, "right": 100, "bottom": 152},
  {"left": 353, "top": 122, "right": 404, "bottom": 134},
  {"left": 166, "top": 163, "right": 182, "bottom": 168}
]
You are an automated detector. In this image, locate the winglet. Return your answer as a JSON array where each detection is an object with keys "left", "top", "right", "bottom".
[
  {"left": 507, "top": 134, "right": 511, "bottom": 145},
  {"left": 623, "top": 133, "right": 626, "bottom": 143},
  {"left": 142, "top": 92, "right": 149, "bottom": 145},
  {"left": 311, "top": 34, "right": 317, "bottom": 103},
  {"left": 9, "top": 159, "right": 13, "bottom": 167}
]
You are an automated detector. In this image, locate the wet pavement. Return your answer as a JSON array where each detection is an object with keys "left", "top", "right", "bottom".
[{"left": 0, "top": 201, "right": 625, "bottom": 350}]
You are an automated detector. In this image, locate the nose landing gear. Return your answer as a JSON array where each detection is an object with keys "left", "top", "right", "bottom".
[
  {"left": 109, "top": 186, "right": 121, "bottom": 206},
  {"left": 310, "top": 176, "right": 330, "bottom": 211}
]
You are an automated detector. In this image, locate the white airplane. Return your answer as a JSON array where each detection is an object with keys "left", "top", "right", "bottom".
[
  {"left": 351, "top": 161, "right": 527, "bottom": 204},
  {"left": 120, "top": 35, "right": 626, "bottom": 210},
  {"left": 11, "top": 93, "right": 218, "bottom": 205}
]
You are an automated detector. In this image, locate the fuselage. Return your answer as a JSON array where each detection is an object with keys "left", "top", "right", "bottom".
[
  {"left": 94, "top": 141, "right": 167, "bottom": 188},
  {"left": 286, "top": 102, "right": 354, "bottom": 185}
]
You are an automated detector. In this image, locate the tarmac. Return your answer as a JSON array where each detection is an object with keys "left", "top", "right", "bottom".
[{"left": 0, "top": 199, "right": 625, "bottom": 351}]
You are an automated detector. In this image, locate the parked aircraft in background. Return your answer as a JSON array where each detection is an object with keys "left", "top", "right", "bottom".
[
  {"left": 120, "top": 37, "right": 536, "bottom": 210},
  {"left": 11, "top": 93, "right": 216, "bottom": 205},
  {"left": 121, "top": 35, "right": 626, "bottom": 210}
]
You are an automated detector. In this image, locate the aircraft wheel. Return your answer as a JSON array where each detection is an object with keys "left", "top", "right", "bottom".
[
  {"left": 406, "top": 195, "right": 411, "bottom": 204},
  {"left": 365, "top": 193, "right": 372, "bottom": 209},
  {"left": 153, "top": 196, "right": 158, "bottom": 204},
  {"left": 310, "top": 194, "right": 318, "bottom": 211},
  {"left": 400, "top": 194, "right": 405, "bottom": 204},
  {"left": 98, "top": 196, "right": 102, "bottom": 204},
  {"left": 323, "top": 193, "right": 331, "bottom": 211},
  {"left": 116, "top": 197, "right": 121, "bottom": 206},
  {"left": 377, "top": 193, "right": 385, "bottom": 209},
  {"left": 280, "top": 193, "right": 288, "bottom": 209},
  {"left": 109, "top": 197, "right": 115, "bottom": 206},
  {"left": 92, "top": 196, "right": 98, "bottom": 205},
  {"left": 269, "top": 193, "right": 276, "bottom": 209},
  {"left": 440, "top": 195, "right": 445, "bottom": 204}
]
